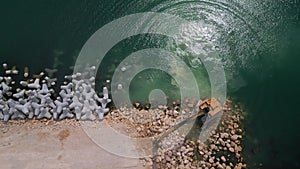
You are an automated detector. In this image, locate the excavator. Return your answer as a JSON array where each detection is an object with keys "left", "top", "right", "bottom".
[{"left": 153, "top": 98, "right": 223, "bottom": 152}]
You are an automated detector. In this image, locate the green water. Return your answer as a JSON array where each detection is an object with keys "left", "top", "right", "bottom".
[{"left": 1, "top": 0, "right": 300, "bottom": 168}]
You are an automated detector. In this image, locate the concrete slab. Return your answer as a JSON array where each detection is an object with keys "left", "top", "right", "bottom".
[{"left": 0, "top": 120, "right": 147, "bottom": 169}]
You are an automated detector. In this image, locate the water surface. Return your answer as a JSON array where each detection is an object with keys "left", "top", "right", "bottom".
[{"left": 1, "top": 0, "right": 300, "bottom": 168}]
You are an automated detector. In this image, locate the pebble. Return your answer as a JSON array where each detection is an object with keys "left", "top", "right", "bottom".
[
  {"left": 219, "top": 138, "right": 226, "bottom": 146},
  {"left": 209, "top": 157, "right": 214, "bottom": 164},
  {"left": 221, "top": 133, "right": 229, "bottom": 139},
  {"left": 221, "top": 156, "right": 226, "bottom": 162},
  {"left": 233, "top": 123, "right": 239, "bottom": 129},
  {"left": 235, "top": 145, "right": 242, "bottom": 152},
  {"left": 217, "top": 164, "right": 224, "bottom": 169},
  {"left": 235, "top": 163, "right": 243, "bottom": 169},
  {"left": 231, "top": 134, "right": 239, "bottom": 141},
  {"left": 166, "top": 156, "right": 171, "bottom": 162},
  {"left": 187, "top": 103, "right": 194, "bottom": 108}
]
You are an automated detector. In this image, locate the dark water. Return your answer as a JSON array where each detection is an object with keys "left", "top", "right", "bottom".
[{"left": 1, "top": 0, "right": 300, "bottom": 168}]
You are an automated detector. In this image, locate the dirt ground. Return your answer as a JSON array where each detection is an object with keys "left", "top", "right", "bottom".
[{"left": 0, "top": 119, "right": 147, "bottom": 169}]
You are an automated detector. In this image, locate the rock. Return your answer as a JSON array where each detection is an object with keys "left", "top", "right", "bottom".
[
  {"left": 210, "top": 144, "right": 216, "bottom": 150},
  {"left": 158, "top": 105, "right": 164, "bottom": 109},
  {"left": 230, "top": 141, "right": 237, "bottom": 148},
  {"left": 228, "top": 124, "right": 233, "bottom": 130},
  {"left": 231, "top": 134, "right": 239, "bottom": 141},
  {"left": 166, "top": 156, "right": 171, "bottom": 162},
  {"left": 155, "top": 156, "right": 161, "bottom": 163},
  {"left": 235, "top": 163, "right": 243, "bottom": 169},
  {"left": 230, "top": 130, "right": 236, "bottom": 135},
  {"left": 221, "top": 133, "right": 229, "bottom": 139},
  {"left": 219, "top": 138, "right": 226, "bottom": 146},
  {"left": 217, "top": 164, "right": 224, "bottom": 169},
  {"left": 209, "top": 157, "right": 214, "bottom": 164},
  {"left": 117, "top": 83, "right": 123, "bottom": 90},
  {"left": 187, "top": 103, "right": 194, "bottom": 108},
  {"left": 221, "top": 156, "right": 226, "bottom": 162},
  {"left": 235, "top": 145, "right": 242, "bottom": 152},
  {"left": 229, "top": 147, "right": 235, "bottom": 153}
]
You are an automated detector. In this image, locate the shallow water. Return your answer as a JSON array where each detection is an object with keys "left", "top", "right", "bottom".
[{"left": 1, "top": 0, "right": 300, "bottom": 168}]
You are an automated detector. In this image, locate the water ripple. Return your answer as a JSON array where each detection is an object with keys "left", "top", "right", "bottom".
[{"left": 147, "top": 0, "right": 266, "bottom": 75}]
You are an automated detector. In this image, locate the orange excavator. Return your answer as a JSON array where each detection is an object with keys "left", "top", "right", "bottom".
[{"left": 154, "top": 97, "right": 223, "bottom": 143}]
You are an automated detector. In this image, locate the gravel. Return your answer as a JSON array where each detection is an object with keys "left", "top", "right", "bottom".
[{"left": 107, "top": 99, "right": 247, "bottom": 168}]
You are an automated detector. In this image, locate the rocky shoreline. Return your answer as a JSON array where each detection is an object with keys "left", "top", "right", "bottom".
[
  {"left": 152, "top": 100, "right": 247, "bottom": 169},
  {"left": 107, "top": 100, "right": 247, "bottom": 169},
  {"left": 106, "top": 103, "right": 194, "bottom": 138}
]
